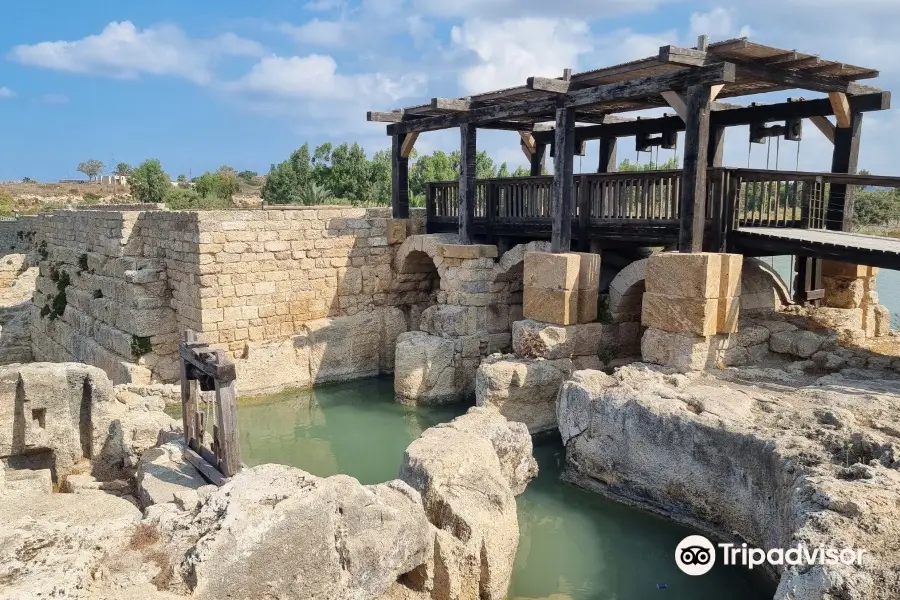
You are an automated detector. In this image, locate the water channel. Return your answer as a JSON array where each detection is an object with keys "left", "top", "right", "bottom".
[{"left": 171, "top": 377, "right": 773, "bottom": 599}]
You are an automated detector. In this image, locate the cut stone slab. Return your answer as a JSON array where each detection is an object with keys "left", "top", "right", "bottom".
[
  {"left": 641, "top": 292, "right": 718, "bottom": 336},
  {"left": 512, "top": 319, "right": 605, "bottom": 359},
  {"left": 439, "top": 243, "right": 498, "bottom": 259},
  {"left": 823, "top": 277, "right": 866, "bottom": 309},
  {"left": 572, "top": 252, "right": 601, "bottom": 292},
  {"left": 523, "top": 251, "right": 580, "bottom": 291},
  {"left": 645, "top": 252, "right": 722, "bottom": 299},
  {"left": 523, "top": 286, "right": 578, "bottom": 326},
  {"left": 386, "top": 219, "right": 407, "bottom": 245},
  {"left": 821, "top": 260, "right": 877, "bottom": 279},
  {"left": 3, "top": 468, "right": 52, "bottom": 494},
  {"left": 717, "top": 296, "right": 740, "bottom": 334},
  {"left": 576, "top": 288, "right": 599, "bottom": 324},
  {"left": 718, "top": 253, "right": 743, "bottom": 298},
  {"left": 394, "top": 331, "right": 460, "bottom": 405}
]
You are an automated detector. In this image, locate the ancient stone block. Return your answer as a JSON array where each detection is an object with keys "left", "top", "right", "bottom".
[
  {"left": 874, "top": 305, "right": 892, "bottom": 337},
  {"left": 718, "top": 253, "right": 743, "bottom": 298},
  {"left": 641, "top": 328, "right": 722, "bottom": 371},
  {"left": 522, "top": 287, "right": 577, "bottom": 326},
  {"left": 439, "top": 244, "right": 499, "bottom": 260},
  {"left": 571, "top": 252, "right": 601, "bottom": 293},
  {"left": 823, "top": 277, "right": 865, "bottom": 309},
  {"left": 641, "top": 292, "right": 717, "bottom": 336},
  {"left": 717, "top": 296, "right": 740, "bottom": 334},
  {"left": 821, "top": 260, "right": 877, "bottom": 280},
  {"left": 576, "top": 288, "right": 599, "bottom": 324},
  {"left": 523, "top": 251, "right": 580, "bottom": 291},
  {"left": 645, "top": 252, "right": 721, "bottom": 299},
  {"left": 394, "top": 332, "right": 460, "bottom": 405}
]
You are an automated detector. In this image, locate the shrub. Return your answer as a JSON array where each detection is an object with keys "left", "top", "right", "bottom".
[
  {"left": 130, "top": 159, "right": 170, "bottom": 204},
  {"left": 131, "top": 335, "right": 153, "bottom": 358},
  {"left": 82, "top": 192, "right": 102, "bottom": 204},
  {"left": 164, "top": 187, "right": 234, "bottom": 211}
]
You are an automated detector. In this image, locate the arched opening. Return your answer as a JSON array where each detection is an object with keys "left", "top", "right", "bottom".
[
  {"left": 394, "top": 246, "right": 441, "bottom": 331},
  {"left": 493, "top": 242, "right": 551, "bottom": 334}
]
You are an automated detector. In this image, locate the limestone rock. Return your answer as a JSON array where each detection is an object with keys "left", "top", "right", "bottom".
[
  {"left": 511, "top": 319, "right": 605, "bottom": 360},
  {"left": 136, "top": 439, "right": 207, "bottom": 508},
  {"left": 394, "top": 332, "right": 459, "bottom": 405},
  {"left": 641, "top": 293, "right": 718, "bottom": 336},
  {"left": 399, "top": 411, "right": 525, "bottom": 600},
  {"left": 184, "top": 464, "right": 433, "bottom": 600},
  {"left": 645, "top": 252, "right": 721, "bottom": 299},
  {"left": 475, "top": 356, "right": 573, "bottom": 433},
  {"left": 558, "top": 364, "right": 900, "bottom": 600}
]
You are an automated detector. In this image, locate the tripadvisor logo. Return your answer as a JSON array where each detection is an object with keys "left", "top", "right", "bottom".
[{"left": 675, "top": 535, "right": 867, "bottom": 576}]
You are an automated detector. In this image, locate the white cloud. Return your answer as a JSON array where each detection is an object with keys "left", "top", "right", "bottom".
[
  {"left": 450, "top": 18, "right": 592, "bottom": 93},
  {"left": 8, "top": 21, "right": 264, "bottom": 84},
  {"left": 304, "top": 0, "right": 345, "bottom": 10},
  {"left": 281, "top": 19, "right": 350, "bottom": 47},
  {"left": 0, "top": 87, "right": 15, "bottom": 98},
  {"left": 689, "top": 8, "right": 752, "bottom": 40},
  {"left": 40, "top": 93, "right": 68, "bottom": 104},
  {"left": 229, "top": 54, "right": 425, "bottom": 101},
  {"left": 413, "top": 0, "right": 674, "bottom": 20}
]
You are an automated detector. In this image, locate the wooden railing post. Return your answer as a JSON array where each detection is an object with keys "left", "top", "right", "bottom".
[
  {"left": 577, "top": 175, "right": 591, "bottom": 251},
  {"left": 485, "top": 181, "right": 497, "bottom": 244},
  {"left": 424, "top": 183, "right": 435, "bottom": 233}
]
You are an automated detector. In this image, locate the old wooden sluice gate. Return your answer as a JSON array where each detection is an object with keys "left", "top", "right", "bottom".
[{"left": 178, "top": 330, "right": 242, "bottom": 485}]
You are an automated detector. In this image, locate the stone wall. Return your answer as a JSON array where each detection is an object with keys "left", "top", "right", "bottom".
[
  {"left": 25, "top": 207, "right": 427, "bottom": 390},
  {"left": 0, "top": 217, "right": 38, "bottom": 255}
]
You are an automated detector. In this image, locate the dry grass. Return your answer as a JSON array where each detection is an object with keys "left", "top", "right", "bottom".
[
  {"left": 517, "top": 329, "right": 546, "bottom": 359},
  {"left": 128, "top": 523, "right": 161, "bottom": 550}
]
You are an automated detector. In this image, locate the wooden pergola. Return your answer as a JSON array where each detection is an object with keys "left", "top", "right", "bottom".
[{"left": 368, "top": 36, "right": 887, "bottom": 254}]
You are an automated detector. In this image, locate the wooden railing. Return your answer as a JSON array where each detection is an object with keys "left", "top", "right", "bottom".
[{"left": 425, "top": 168, "right": 900, "bottom": 241}]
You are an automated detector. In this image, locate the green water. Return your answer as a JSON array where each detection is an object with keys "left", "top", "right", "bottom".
[{"left": 171, "top": 378, "right": 773, "bottom": 599}]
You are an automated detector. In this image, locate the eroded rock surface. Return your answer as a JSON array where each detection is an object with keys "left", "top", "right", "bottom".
[{"left": 558, "top": 363, "right": 900, "bottom": 600}]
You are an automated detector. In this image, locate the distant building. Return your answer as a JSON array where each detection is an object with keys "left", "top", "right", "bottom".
[{"left": 98, "top": 175, "right": 128, "bottom": 185}]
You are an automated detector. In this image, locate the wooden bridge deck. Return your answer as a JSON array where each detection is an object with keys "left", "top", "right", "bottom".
[{"left": 731, "top": 227, "right": 900, "bottom": 270}]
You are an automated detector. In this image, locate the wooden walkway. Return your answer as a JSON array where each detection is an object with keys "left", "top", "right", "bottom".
[{"left": 731, "top": 227, "right": 900, "bottom": 270}]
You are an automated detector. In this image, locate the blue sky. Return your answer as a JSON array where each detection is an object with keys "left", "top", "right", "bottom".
[{"left": 2, "top": 1, "right": 899, "bottom": 181}]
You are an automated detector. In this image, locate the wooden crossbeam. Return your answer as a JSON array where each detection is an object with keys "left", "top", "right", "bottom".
[
  {"left": 661, "top": 91, "right": 687, "bottom": 121},
  {"left": 519, "top": 132, "right": 536, "bottom": 155},
  {"left": 431, "top": 97, "right": 472, "bottom": 111},
  {"left": 829, "top": 92, "right": 852, "bottom": 128},
  {"left": 387, "top": 63, "right": 735, "bottom": 135},
  {"left": 368, "top": 111, "right": 405, "bottom": 123},
  {"left": 809, "top": 116, "right": 836, "bottom": 143},
  {"left": 659, "top": 45, "right": 877, "bottom": 95},
  {"left": 531, "top": 91, "right": 889, "bottom": 145},
  {"left": 400, "top": 132, "right": 419, "bottom": 158},
  {"left": 527, "top": 77, "right": 573, "bottom": 94}
]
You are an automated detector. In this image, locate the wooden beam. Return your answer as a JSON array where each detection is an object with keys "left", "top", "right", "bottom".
[
  {"left": 520, "top": 140, "right": 533, "bottom": 161},
  {"left": 431, "top": 97, "right": 472, "bottom": 111},
  {"left": 391, "top": 134, "right": 410, "bottom": 218},
  {"left": 387, "top": 63, "right": 735, "bottom": 134},
  {"left": 527, "top": 76, "right": 573, "bottom": 94},
  {"left": 659, "top": 45, "right": 875, "bottom": 95},
  {"left": 368, "top": 110, "right": 404, "bottom": 123},
  {"left": 827, "top": 112, "right": 863, "bottom": 231},
  {"left": 519, "top": 132, "right": 536, "bottom": 155},
  {"left": 459, "top": 124, "right": 476, "bottom": 244},
  {"left": 598, "top": 138, "right": 618, "bottom": 173},
  {"left": 530, "top": 144, "right": 547, "bottom": 176},
  {"left": 661, "top": 91, "right": 687, "bottom": 121},
  {"left": 400, "top": 132, "right": 419, "bottom": 158},
  {"left": 829, "top": 92, "right": 852, "bottom": 128},
  {"left": 708, "top": 126, "right": 724, "bottom": 168},
  {"left": 809, "top": 116, "right": 836, "bottom": 143},
  {"left": 696, "top": 35, "right": 708, "bottom": 51},
  {"left": 213, "top": 368, "right": 241, "bottom": 478},
  {"left": 552, "top": 106, "right": 575, "bottom": 253},
  {"left": 679, "top": 84, "right": 712, "bottom": 253},
  {"left": 710, "top": 84, "right": 724, "bottom": 102},
  {"left": 530, "top": 91, "right": 889, "bottom": 145}
]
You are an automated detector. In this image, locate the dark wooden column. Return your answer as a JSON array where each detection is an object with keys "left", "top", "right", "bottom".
[
  {"left": 827, "top": 112, "right": 863, "bottom": 231},
  {"left": 551, "top": 106, "right": 575, "bottom": 253},
  {"left": 678, "top": 85, "right": 712, "bottom": 253},
  {"left": 459, "top": 123, "right": 476, "bottom": 244},
  {"left": 391, "top": 134, "right": 410, "bottom": 218},
  {"left": 530, "top": 143, "right": 547, "bottom": 176},
  {"left": 707, "top": 126, "right": 724, "bottom": 167},
  {"left": 597, "top": 138, "right": 618, "bottom": 173}
]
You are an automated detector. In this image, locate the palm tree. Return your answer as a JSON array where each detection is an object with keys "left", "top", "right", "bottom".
[{"left": 298, "top": 182, "right": 334, "bottom": 205}]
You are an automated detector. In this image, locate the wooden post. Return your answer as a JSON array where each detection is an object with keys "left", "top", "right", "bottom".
[
  {"left": 707, "top": 126, "right": 725, "bottom": 168},
  {"left": 213, "top": 349, "right": 241, "bottom": 477},
  {"left": 551, "top": 106, "right": 575, "bottom": 253},
  {"left": 459, "top": 123, "right": 476, "bottom": 244},
  {"left": 530, "top": 144, "right": 547, "bottom": 176},
  {"left": 597, "top": 138, "right": 618, "bottom": 173},
  {"left": 678, "top": 84, "right": 712, "bottom": 253},
  {"left": 826, "top": 112, "right": 863, "bottom": 231},
  {"left": 577, "top": 175, "right": 591, "bottom": 251},
  {"left": 180, "top": 330, "right": 198, "bottom": 446},
  {"left": 391, "top": 134, "right": 410, "bottom": 219}
]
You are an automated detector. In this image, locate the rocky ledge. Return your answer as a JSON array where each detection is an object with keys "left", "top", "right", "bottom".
[
  {"left": 558, "top": 363, "right": 900, "bottom": 599},
  {"left": 1, "top": 404, "right": 537, "bottom": 600}
]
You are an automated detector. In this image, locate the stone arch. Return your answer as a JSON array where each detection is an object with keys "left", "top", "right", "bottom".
[
  {"left": 393, "top": 233, "right": 458, "bottom": 330},
  {"left": 608, "top": 258, "right": 648, "bottom": 322},
  {"left": 492, "top": 241, "right": 551, "bottom": 325},
  {"left": 741, "top": 257, "right": 792, "bottom": 313}
]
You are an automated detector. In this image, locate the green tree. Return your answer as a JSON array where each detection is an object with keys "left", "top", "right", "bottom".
[
  {"left": 237, "top": 170, "right": 258, "bottom": 184},
  {"left": 618, "top": 156, "right": 679, "bottom": 172},
  {"left": 497, "top": 163, "right": 510, "bottom": 178},
  {"left": 114, "top": 162, "right": 132, "bottom": 177},
  {"left": 129, "top": 159, "right": 170, "bottom": 204},
  {"left": 261, "top": 160, "right": 300, "bottom": 205},
  {"left": 512, "top": 166, "right": 531, "bottom": 177},
  {"left": 193, "top": 167, "right": 241, "bottom": 201},
  {"left": 77, "top": 159, "right": 105, "bottom": 181}
]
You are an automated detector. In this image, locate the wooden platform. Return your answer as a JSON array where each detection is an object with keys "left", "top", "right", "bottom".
[{"left": 732, "top": 228, "right": 900, "bottom": 270}]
